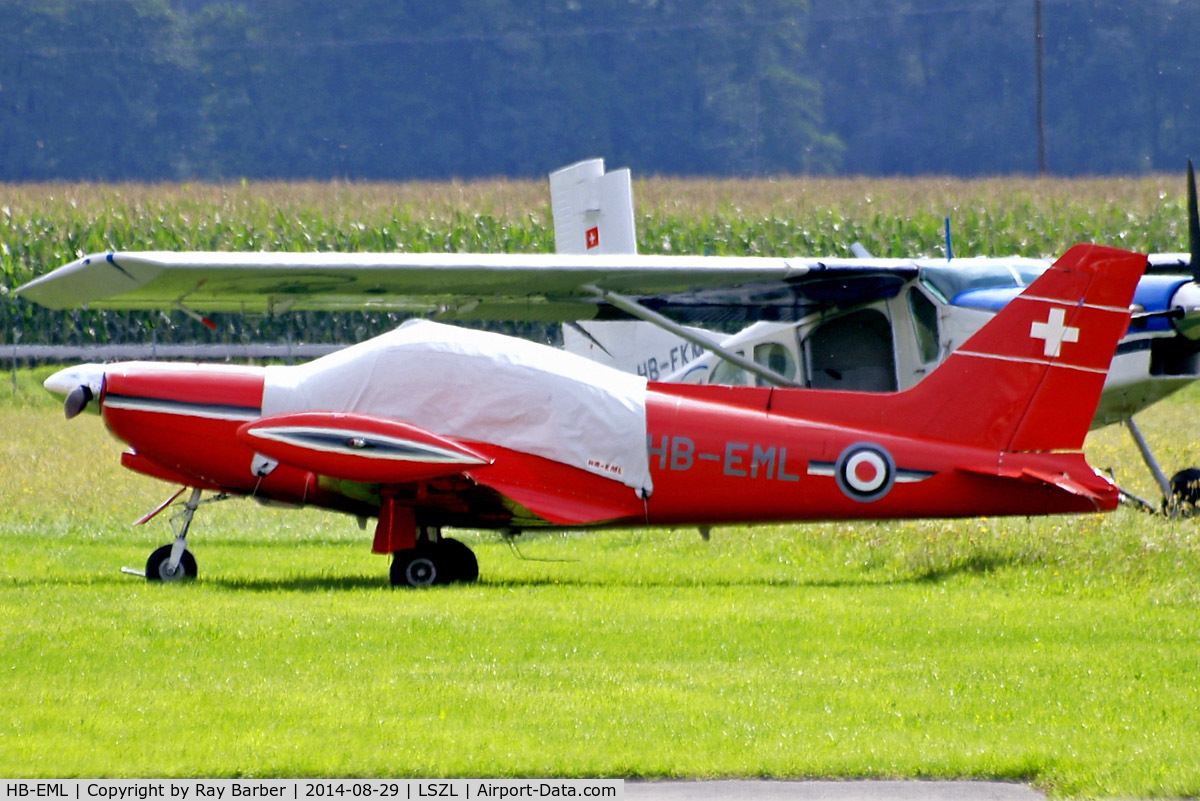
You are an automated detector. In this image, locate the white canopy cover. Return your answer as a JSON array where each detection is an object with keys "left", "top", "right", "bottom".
[{"left": 262, "top": 320, "right": 652, "bottom": 493}]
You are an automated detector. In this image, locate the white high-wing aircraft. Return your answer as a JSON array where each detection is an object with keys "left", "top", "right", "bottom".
[
  {"left": 18, "top": 160, "right": 1200, "bottom": 508},
  {"left": 552, "top": 161, "right": 1200, "bottom": 509}
]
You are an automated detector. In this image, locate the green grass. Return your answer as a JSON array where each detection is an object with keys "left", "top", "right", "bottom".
[
  {"left": 3, "top": 174, "right": 1200, "bottom": 794},
  {"left": 2, "top": 368, "right": 1200, "bottom": 796}
]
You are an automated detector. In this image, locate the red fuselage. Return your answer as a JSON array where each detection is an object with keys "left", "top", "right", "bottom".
[{"left": 98, "top": 360, "right": 1115, "bottom": 534}]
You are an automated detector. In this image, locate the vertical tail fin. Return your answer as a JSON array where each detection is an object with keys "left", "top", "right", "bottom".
[
  {"left": 549, "top": 159, "right": 638, "bottom": 255},
  {"left": 552, "top": 159, "right": 654, "bottom": 372},
  {"left": 907, "top": 243, "right": 1145, "bottom": 451}
]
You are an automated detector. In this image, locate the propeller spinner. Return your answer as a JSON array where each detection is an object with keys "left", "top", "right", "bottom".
[{"left": 43, "top": 363, "right": 106, "bottom": 419}]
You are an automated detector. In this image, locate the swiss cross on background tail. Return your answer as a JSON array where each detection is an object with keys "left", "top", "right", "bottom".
[
  {"left": 1030, "top": 307, "right": 1081, "bottom": 357},
  {"left": 585, "top": 226, "right": 599, "bottom": 249}
]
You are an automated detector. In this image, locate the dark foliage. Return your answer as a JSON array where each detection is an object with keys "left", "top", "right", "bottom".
[{"left": 2, "top": 1, "right": 1194, "bottom": 180}]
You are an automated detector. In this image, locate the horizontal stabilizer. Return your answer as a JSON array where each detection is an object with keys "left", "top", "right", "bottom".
[
  {"left": 1018, "top": 466, "right": 1112, "bottom": 504},
  {"left": 237, "top": 412, "right": 490, "bottom": 484},
  {"left": 958, "top": 457, "right": 1117, "bottom": 508}
]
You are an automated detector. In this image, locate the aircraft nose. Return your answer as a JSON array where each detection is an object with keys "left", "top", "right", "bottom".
[{"left": 44, "top": 363, "right": 106, "bottom": 418}]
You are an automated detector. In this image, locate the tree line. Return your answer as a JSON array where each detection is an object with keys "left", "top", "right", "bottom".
[{"left": 1, "top": 0, "right": 1197, "bottom": 182}]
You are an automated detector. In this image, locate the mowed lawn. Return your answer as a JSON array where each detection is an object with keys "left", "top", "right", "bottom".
[{"left": 1, "top": 369, "right": 1199, "bottom": 797}]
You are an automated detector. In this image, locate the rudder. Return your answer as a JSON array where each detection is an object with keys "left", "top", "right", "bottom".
[{"left": 549, "top": 159, "right": 637, "bottom": 256}]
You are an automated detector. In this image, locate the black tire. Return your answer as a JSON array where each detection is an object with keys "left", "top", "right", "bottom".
[
  {"left": 1171, "top": 468, "right": 1200, "bottom": 506},
  {"left": 439, "top": 538, "right": 479, "bottom": 584},
  {"left": 145, "top": 545, "right": 198, "bottom": 582},
  {"left": 390, "top": 546, "right": 441, "bottom": 588}
]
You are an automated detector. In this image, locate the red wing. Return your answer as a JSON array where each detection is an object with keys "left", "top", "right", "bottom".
[
  {"left": 121, "top": 450, "right": 226, "bottom": 492},
  {"left": 237, "top": 411, "right": 491, "bottom": 484},
  {"left": 238, "top": 413, "right": 645, "bottom": 526}
]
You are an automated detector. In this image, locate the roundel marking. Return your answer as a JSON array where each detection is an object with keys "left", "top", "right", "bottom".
[{"left": 835, "top": 443, "right": 896, "bottom": 502}]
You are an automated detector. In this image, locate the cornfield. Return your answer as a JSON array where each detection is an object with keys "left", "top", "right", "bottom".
[{"left": 0, "top": 174, "right": 1191, "bottom": 347}]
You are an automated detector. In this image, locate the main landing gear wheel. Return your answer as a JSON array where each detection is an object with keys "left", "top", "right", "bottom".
[
  {"left": 1171, "top": 468, "right": 1200, "bottom": 508},
  {"left": 390, "top": 539, "right": 479, "bottom": 588},
  {"left": 392, "top": 547, "right": 440, "bottom": 587},
  {"left": 439, "top": 537, "right": 479, "bottom": 583},
  {"left": 146, "top": 544, "right": 198, "bottom": 582}
]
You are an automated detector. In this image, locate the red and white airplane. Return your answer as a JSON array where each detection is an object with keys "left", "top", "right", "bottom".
[
  {"left": 20, "top": 159, "right": 1200, "bottom": 512},
  {"left": 32, "top": 244, "right": 1145, "bottom": 586}
]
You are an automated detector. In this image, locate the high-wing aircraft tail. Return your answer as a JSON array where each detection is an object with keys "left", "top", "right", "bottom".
[
  {"left": 549, "top": 158, "right": 637, "bottom": 255},
  {"left": 552, "top": 159, "right": 730, "bottom": 379}
]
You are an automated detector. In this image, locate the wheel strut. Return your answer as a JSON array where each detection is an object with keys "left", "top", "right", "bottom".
[
  {"left": 137, "top": 487, "right": 231, "bottom": 582},
  {"left": 166, "top": 487, "right": 204, "bottom": 573}
]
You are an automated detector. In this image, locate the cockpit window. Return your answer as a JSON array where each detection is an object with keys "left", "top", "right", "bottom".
[
  {"left": 919, "top": 260, "right": 1047, "bottom": 304},
  {"left": 804, "top": 308, "right": 896, "bottom": 392},
  {"left": 907, "top": 287, "right": 940, "bottom": 364},
  {"left": 711, "top": 357, "right": 752, "bottom": 386},
  {"left": 752, "top": 342, "right": 797, "bottom": 387}
]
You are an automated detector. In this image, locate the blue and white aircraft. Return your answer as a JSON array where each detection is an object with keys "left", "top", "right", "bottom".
[{"left": 555, "top": 161, "right": 1200, "bottom": 510}]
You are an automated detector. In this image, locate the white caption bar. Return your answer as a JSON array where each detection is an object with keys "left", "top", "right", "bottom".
[{"left": 0, "top": 781, "right": 622, "bottom": 801}]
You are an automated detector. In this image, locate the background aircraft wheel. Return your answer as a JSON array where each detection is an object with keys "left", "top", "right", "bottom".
[
  {"left": 1170, "top": 468, "right": 1200, "bottom": 507},
  {"left": 145, "top": 545, "right": 198, "bottom": 582},
  {"left": 391, "top": 547, "right": 441, "bottom": 588},
  {"left": 438, "top": 538, "right": 479, "bottom": 583}
]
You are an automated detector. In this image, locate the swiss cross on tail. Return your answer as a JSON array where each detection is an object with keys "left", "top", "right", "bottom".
[
  {"left": 1030, "top": 307, "right": 1081, "bottom": 357},
  {"left": 585, "top": 226, "right": 599, "bottom": 249}
]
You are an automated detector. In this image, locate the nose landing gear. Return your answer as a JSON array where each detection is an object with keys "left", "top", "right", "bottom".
[
  {"left": 143, "top": 487, "right": 204, "bottom": 582},
  {"left": 127, "top": 487, "right": 232, "bottom": 582},
  {"left": 146, "top": 542, "right": 198, "bottom": 582}
]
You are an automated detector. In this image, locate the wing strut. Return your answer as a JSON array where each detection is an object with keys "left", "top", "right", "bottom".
[{"left": 581, "top": 285, "right": 801, "bottom": 388}]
